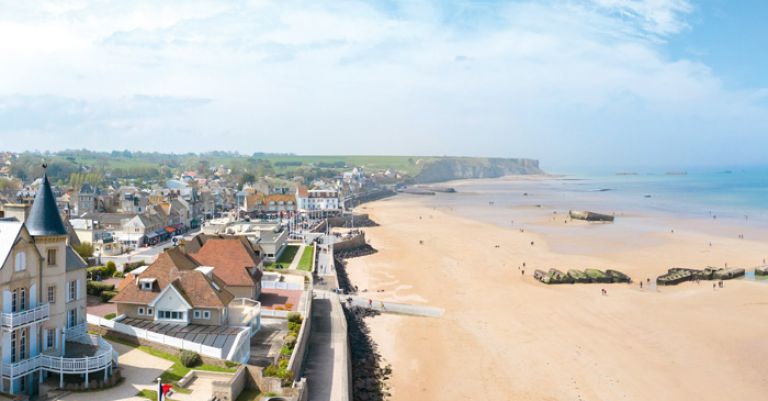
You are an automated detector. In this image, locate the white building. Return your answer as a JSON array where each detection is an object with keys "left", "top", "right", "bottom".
[
  {"left": 0, "top": 168, "right": 115, "bottom": 397},
  {"left": 295, "top": 186, "right": 340, "bottom": 211}
]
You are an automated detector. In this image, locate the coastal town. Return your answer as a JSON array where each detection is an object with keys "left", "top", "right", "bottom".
[{"left": 0, "top": 151, "right": 510, "bottom": 401}]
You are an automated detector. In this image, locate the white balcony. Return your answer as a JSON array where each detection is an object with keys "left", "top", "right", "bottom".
[
  {"left": 1, "top": 303, "right": 50, "bottom": 331},
  {"left": 0, "top": 332, "right": 114, "bottom": 381}
]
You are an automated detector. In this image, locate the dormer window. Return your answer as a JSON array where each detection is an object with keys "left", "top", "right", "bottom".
[{"left": 139, "top": 278, "right": 157, "bottom": 291}]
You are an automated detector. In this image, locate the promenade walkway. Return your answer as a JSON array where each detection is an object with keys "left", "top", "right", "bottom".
[
  {"left": 344, "top": 296, "right": 443, "bottom": 318},
  {"left": 303, "top": 289, "right": 350, "bottom": 401}
]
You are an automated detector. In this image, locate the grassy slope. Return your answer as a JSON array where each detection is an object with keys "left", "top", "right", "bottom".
[{"left": 297, "top": 245, "right": 314, "bottom": 271}]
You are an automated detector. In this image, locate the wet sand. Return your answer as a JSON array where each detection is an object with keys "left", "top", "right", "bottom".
[{"left": 345, "top": 178, "right": 768, "bottom": 401}]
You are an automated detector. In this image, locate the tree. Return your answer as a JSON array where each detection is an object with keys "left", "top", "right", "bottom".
[
  {"left": 239, "top": 173, "right": 256, "bottom": 189},
  {"left": 73, "top": 242, "right": 94, "bottom": 259}
]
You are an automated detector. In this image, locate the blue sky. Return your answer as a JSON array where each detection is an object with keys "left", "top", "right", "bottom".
[{"left": 0, "top": 0, "right": 765, "bottom": 169}]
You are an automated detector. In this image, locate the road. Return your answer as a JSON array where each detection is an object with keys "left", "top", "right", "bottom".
[
  {"left": 303, "top": 289, "right": 350, "bottom": 401},
  {"left": 100, "top": 228, "right": 202, "bottom": 268}
]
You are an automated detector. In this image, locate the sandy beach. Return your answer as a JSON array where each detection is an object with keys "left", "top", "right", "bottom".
[{"left": 345, "top": 177, "right": 768, "bottom": 401}]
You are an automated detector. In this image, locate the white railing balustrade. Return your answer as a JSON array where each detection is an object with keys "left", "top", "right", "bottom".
[
  {"left": 0, "top": 334, "right": 114, "bottom": 380},
  {"left": 1, "top": 303, "right": 50, "bottom": 330}
]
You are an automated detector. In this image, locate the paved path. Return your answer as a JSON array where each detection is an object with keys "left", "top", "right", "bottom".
[
  {"left": 303, "top": 290, "right": 350, "bottom": 401},
  {"left": 58, "top": 342, "right": 172, "bottom": 401},
  {"left": 344, "top": 296, "right": 444, "bottom": 317},
  {"left": 287, "top": 243, "right": 306, "bottom": 270}
]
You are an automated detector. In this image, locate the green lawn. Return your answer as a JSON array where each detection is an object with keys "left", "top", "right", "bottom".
[
  {"left": 277, "top": 245, "right": 300, "bottom": 265},
  {"left": 297, "top": 246, "right": 314, "bottom": 271},
  {"left": 104, "top": 334, "right": 237, "bottom": 394}
]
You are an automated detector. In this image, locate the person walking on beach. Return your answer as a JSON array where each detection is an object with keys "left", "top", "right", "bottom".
[
  {"left": 640, "top": 281, "right": 643, "bottom": 289},
  {"left": 601, "top": 288, "right": 607, "bottom": 296},
  {"left": 521, "top": 270, "right": 525, "bottom": 276},
  {"left": 368, "top": 299, "right": 373, "bottom": 309}
]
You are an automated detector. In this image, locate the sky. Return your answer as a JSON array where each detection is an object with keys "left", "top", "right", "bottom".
[{"left": 0, "top": 0, "right": 766, "bottom": 170}]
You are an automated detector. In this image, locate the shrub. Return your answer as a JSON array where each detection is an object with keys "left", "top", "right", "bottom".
[
  {"left": 87, "top": 281, "right": 115, "bottom": 296},
  {"left": 105, "top": 261, "right": 117, "bottom": 275},
  {"left": 104, "top": 313, "right": 117, "bottom": 320},
  {"left": 123, "top": 260, "right": 146, "bottom": 273},
  {"left": 287, "top": 322, "right": 300, "bottom": 334},
  {"left": 87, "top": 266, "right": 108, "bottom": 279},
  {"left": 280, "top": 345, "right": 293, "bottom": 357},
  {"left": 112, "top": 271, "right": 125, "bottom": 278},
  {"left": 73, "top": 242, "right": 94, "bottom": 258},
  {"left": 179, "top": 351, "right": 201, "bottom": 368},
  {"left": 284, "top": 335, "right": 297, "bottom": 349},
  {"left": 287, "top": 312, "right": 302, "bottom": 324},
  {"left": 263, "top": 362, "right": 293, "bottom": 384},
  {"left": 100, "top": 291, "right": 118, "bottom": 302}
]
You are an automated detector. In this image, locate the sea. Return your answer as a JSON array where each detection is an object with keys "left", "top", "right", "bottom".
[
  {"left": 408, "top": 165, "right": 768, "bottom": 259},
  {"left": 437, "top": 166, "right": 768, "bottom": 226}
]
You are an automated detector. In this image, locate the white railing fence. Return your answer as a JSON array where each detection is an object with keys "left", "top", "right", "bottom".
[
  {"left": 261, "top": 281, "right": 303, "bottom": 290},
  {"left": 1, "top": 303, "right": 50, "bottom": 329},
  {"left": 1, "top": 333, "right": 113, "bottom": 380},
  {"left": 88, "top": 314, "right": 226, "bottom": 360}
]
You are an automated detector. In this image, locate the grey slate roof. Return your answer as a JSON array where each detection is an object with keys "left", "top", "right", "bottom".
[
  {"left": 26, "top": 172, "right": 68, "bottom": 237},
  {"left": 66, "top": 246, "right": 88, "bottom": 271}
]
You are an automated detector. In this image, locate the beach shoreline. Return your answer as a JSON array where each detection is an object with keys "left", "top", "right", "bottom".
[{"left": 344, "top": 176, "right": 768, "bottom": 401}]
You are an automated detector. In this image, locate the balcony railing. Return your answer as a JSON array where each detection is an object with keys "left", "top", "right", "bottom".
[
  {"left": 1, "top": 303, "right": 50, "bottom": 330},
  {"left": 0, "top": 333, "right": 114, "bottom": 380}
]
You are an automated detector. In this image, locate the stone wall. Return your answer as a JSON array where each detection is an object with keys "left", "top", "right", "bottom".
[
  {"left": 287, "top": 287, "right": 313, "bottom": 375},
  {"left": 211, "top": 366, "right": 247, "bottom": 401},
  {"left": 333, "top": 233, "right": 367, "bottom": 252}
]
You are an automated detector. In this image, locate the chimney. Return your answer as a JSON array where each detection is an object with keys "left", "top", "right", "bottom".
[{"left": 3, "top": 203, "right": 31, "bottom": 223}]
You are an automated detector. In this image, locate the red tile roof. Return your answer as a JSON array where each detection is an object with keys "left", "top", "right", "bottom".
[
  {"left": 190, "top": 238, "right": 262, "bottom": 287},
  {"left": 111, "top": 247, "right": 233, "bottom": 308}
]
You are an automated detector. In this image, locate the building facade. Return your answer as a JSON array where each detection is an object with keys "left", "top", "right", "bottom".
[{"left": 0, "top": 169, "right": 115, "bottom": 397}]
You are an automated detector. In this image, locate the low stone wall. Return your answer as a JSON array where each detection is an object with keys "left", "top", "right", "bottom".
[
  {"left": 244, "top": 365, "right": 282, "bottom": 394},
  {"left": 287, "top": 288, "right": 313, "bottom": 375},
  {"left": 333, "top": 233, "right": 368, "bottom": 252},
  {"left": 211, "top": 366, "right": 247, "bottom": 401}
]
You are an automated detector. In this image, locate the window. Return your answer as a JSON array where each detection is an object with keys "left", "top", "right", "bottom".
[
  {"left": 20, "top": 329, "right": 26, "bottom": 360},
  {"left": 48, "top": 286, "right": 56, "bottom": 304},
  {"left": 68, "top": 280, "right": 77, "bottom": 302},
  {"left": 20, "top": 288, "right": 26, "bottom": 311},
  {"left": 67, "top": 309, "right": 77, "bottom": 328},
  {"left": 138, "top": 307, "right": 145, "bottom": 315},
  {"left": 47, "top": 248, "right": 57, "bottom": 266},
  {"left": 158, "top": 311, "right": 185, "bottom": 320},
  {"left": 203, "top": 310, "right": 211, "bottom": 320},
  {"left": 46, "top": 329, "right": 54, "bottom": 349},
  {"left": 193, "top": 310, "right": 201, "bottom": 319},
  {"left": 11, "top": 290, "right": 17, "bottom": 313},
  {"left": 11, "top": 331, "right": 16, "bottom": 363},
  {"left": 14, "top": 252, "right": 26, "bottom": 271},
  {"left": 147, "top": 308, "right": 153, "bottom": 316}
]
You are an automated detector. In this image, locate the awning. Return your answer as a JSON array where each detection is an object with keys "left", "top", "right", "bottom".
[
  {"left": 155, "top": 229, "right": 167, "bottom": 236},
  {"left": 165, "top": 226, "right": 176, "bottom": 234},
  {"left": 147, "top": 232, "right": 160, "bottom": 239}
]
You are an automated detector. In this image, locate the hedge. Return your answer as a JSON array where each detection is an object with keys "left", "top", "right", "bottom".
[
  {"left": 87, "top": 281, "right": 115, "bottom": 296},
  {"left": 100, "top": 291, "right": 118, "bottom": 302}
]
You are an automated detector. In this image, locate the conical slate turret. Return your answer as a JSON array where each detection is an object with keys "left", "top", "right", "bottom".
[{"left": 26, "top": 164, "right": 67, "bottom": 236}]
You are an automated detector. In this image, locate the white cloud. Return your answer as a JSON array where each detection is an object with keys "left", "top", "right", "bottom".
[{"left": 0, "top": 0, "right": 764, "bottom": 167}]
